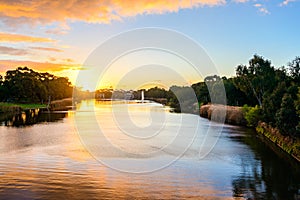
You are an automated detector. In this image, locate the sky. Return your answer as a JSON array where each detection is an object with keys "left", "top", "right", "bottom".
[{"left": 0, "top": 0, "right": 299, "bottom": 90}]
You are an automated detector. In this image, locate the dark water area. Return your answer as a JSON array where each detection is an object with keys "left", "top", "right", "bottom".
[
  {"left": 0, "top": 100, "right": 299, "bottom": 199},
  {"left": 0, "top": 109, "right": 67, "bottom": 127}
]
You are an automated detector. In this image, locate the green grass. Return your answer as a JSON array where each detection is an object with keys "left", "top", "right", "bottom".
[
  {"left": 256, "top": 123, "right": 300, "bottom": 162},
  {"left": 0, "top": 102, "right": 47, "bottom": 110}
]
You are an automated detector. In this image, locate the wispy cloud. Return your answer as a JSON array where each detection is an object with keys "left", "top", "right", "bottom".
[
  {"left": 30, "top": 46, "right": 63, "bottom": 52},
  {"left": 45, "top": 28, "right": 68, "bottom": 35},
  {"left": 0, "top": 46, "right": 28, "bottom": 56},
  {"left": 0, "top": 59, "right": 81, "bottom": 73},
  {"left": 254, "top": 3, "right": 262, "bottom": 7},
  {"left": 233, "top": 0, "right": 249, "bottom": 3},
  {"left": 47, "top": 57, "right": 74, "bottom": 63},
  {"left": 0, "top": 0, "right": 226, "bottom": 28},
  {"left": 63, "top": 58, "right": 74, "bottom": 63},
  {"left": 258, "top": 7, "right": 270, "bottom": 14},
  {"left": 253, "top": 3, "right": 270, "bottom": 14},
  {"left": 279, "top": 0, "right": 296, "bottom": 6},
  {"left": 0, "top": 32, "right": 55, "bottom": 43}
]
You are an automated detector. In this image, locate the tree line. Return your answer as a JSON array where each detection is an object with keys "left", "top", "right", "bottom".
[
  {"left": 0, "top": 67, "right": 72, "bottom": 104},
  {"left": 140, "top": 55, "right": 300, "bottom": 138},
  {"left": 6, "top": 55, "right": 297, "bottom": 138}
]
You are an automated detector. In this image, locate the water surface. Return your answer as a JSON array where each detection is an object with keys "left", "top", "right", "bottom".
[{"left": 0, "top": 100, "right": 299, "bottom": 199}]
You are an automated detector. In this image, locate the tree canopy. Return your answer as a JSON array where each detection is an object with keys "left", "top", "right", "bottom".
[{"left": 0, "top": 67, "right": 72, "bottom": 103}]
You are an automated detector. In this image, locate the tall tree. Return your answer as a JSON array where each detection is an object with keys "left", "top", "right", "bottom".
[
  {"left": 288, "top": 56, "right": 300, "bottom": 84},
  {"left": 2, "top": 67, "right": 72, "bottom": 103},
  {"left": 234, "top": 55, "right": 276, "bottom": 107},
  {"left": 276, "top": 94, "right": 298, "bottom": 136}
]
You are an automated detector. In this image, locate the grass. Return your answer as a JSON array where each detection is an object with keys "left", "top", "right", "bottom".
[
  {"left": 257, "top": 122, "right": 300, "bottom": 162},
  {"left": 0, "top": 102, "right": 47, "bottom": 110}
]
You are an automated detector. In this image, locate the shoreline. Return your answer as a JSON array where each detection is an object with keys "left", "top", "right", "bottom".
[
  {"left": 256, "top": 122, "right": 300, "bottom": 162},
  {"left": 200, "top": 104, "right": 300, "bottom": 162},
  {"left": 0, "top": 98, "right": 73, "bottom": 114}
]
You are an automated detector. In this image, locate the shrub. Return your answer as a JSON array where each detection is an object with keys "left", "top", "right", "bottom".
[{"left": 242, "top": 105, "right": 262, "bottom": 127}]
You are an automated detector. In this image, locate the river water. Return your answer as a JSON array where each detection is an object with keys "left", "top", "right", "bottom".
[{"left": 0, "top": 100, "right": 299, "bottom": 200}]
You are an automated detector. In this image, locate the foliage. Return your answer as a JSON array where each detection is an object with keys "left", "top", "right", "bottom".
[
  {"left": 296, "top": 88, "right": 300, "bottom": 135},
  {"left": 276, "top": 94, "right": 298, "bottom": 136},
  {"left": 192, "top": 81, "right": 210, "bottom": 105},
  {"left": 168, "top": 86, "right": 198, "bottom": 113},
  {"left": 234, "top": 55, "right": 277, "bottom": 107},
  {"left": 288, "top": 56, "right": 300, "bottom": 84},
  {"left": 223, "top": 78, "right": 251, "bottom": 106},
  {"left": 0, "top": 67, "right": 72, "bottom": 103},
  {"left": 0, "top": 102, "right": 46, "bottom": 110},
  {"left": 262, "top": 82, "right": 287, "bottom": 124},
  {"left": 256, "top": 122, "right": 300, "bottom": 161},
  {"left": 242, "top": 105, "right": 262, "bottom": 127},
  {"left": 145, "top": 87, "right": 168, "bottom": 98}
]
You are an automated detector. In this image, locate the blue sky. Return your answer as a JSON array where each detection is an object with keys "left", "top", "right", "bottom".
[{"left": 0, "top": 0, "right": 299, "bottom": 88}]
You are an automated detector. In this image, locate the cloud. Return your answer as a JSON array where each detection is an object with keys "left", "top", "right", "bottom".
[
  {"left": 0, "top": 59, "right": 80, "bottom": 73},
  {"left": 47, "top": 57, "right": 74, "bottom": 63},
  {"left": 30, "top": 46, "right": 63, "bottom": 52},
  {"left": 0, "top": 46, "right": 28, "bottom": 56},
  {"left": 233, "top": 0, "right": 249, "bottom": 3},
  {"left": 45, "top": 28, "right": 68, "bottom": 35},
  {"left": 0, "top": 0, "right": 226, "bottom": 27},
  {"left": 63, "top": 58, "right": 74, "bottom": 63},
  {"left": 258, "top": 7, "right": 270, "bottom": 14},
  {"left": 253, "top": 3, "right": 270, "bottom": 15},
  {"left": 279, "top": 0, "right": 296, "bottom": 6},
  {"left": 0, "top": 32, "right": 55, "bottom": 43},
  {"left": 254, "top": 3, "right": 262, "bottom": 7}
]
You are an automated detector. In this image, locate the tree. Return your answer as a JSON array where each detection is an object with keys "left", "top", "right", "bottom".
[
  {"left": 223, "top": 78, "right": 251, "bottom": 106},
  {"left": 234, "top": 55, "right": 276, "bottom": 107},
  {"left": 211, "top": 80, "right": 226, "bottom": 105},
  {"left": 262, "top": 82, "right": 287, "bottom": 124},
  {"left": 2, "top": 67, "right": 72, "bottom": 103},
  {"left": 296, "top": 87, "right": 300, "bottom": 136},
  {"left": 242, "top": 105, "right": 262, "bottom": 127},
  {"left": 0, "top": 75, "right": 4, "bottom": 101},
  {"left": 276, "top": 94, "right": 298, "bottom": 136},
  {"left": 288, "top": 56, "right": 300, "bottom": 84},
  {"left": 192, "top": 81, "right": 210, "bottom": 105}
]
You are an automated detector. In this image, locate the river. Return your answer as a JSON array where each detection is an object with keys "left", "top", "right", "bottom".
[{"left": 0, "top": 100, "right": 299, "bottom": 199}]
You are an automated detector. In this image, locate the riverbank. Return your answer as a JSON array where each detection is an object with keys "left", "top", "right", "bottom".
[
  {"left": 49, "top": 98, "right": 73, "bottom": 111},
  {"left": 0, "top": 103, "right": 47, "bottom": 122},
  {"left": 256, "top": 122, "right": 300, "bottom": 162},
  {"left": 0, "top": 103, "right": 47, "bottom": 112},
  {"left": 0, "top": 103, "right": 22, "bottom": 122},
  {"left": 0, "top": 98, "right": 73, "bottom": 114},
  {"left": 200, "top": 104, "right": 300, "bottom": 162},
  {"left": 0, "top": 103, "right": 22, "bottom": 114}
]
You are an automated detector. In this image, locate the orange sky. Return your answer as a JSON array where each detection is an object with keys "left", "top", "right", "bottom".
[
  {"left": 0, "top": 0, "right": 226, "bottom": 89},
  {"left": 0, "top": 0, "right": 299, "bottom": 90}
]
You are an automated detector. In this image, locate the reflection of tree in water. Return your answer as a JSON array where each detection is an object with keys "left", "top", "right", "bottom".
[
  {"left": 231, "top": 128, "right": 300, "bottom": 199},
  {"left": 3, "top": 109, "right": 67, "bottom": 127}
]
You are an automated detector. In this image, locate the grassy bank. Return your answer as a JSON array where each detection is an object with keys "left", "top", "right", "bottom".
[
  {"left": 256, "top": 122, "right": 300, "bottom": 162},
  {"left": 0, "top": 98, "right": 72, "bottom": 113},
  {"left": 0, "top": 102, "right": 47, "bottom": 112},
  {"left": 0, "top": 103, "right": 22, "bottom": 113},
  {"left": 200, "top": 104, "right": 300, "bottom": 162}
]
